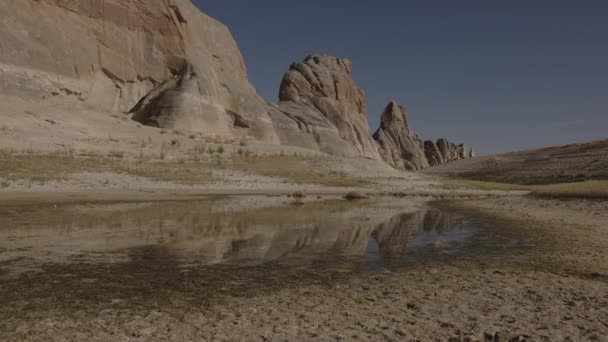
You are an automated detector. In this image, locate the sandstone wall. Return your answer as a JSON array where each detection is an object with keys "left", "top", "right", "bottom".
[
  {"left": 277, "top": 55, "right": 382, "bottom": 160},
  {"left": 0, "top": 0, "right": 279, "bottom": 142},
  {"left": 0, "top": 0, "right": 471, "bottom": 170},
  {"left": 373, "top": 102, "right": 470, "bottom": 170}
]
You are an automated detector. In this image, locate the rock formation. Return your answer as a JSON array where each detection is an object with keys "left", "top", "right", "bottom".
[
  {"left": 276, "top": 55, "right": 381, "bottom": 160},
  {"left": 373, "top": 102, "right": 429, "bottom": 170},
  {"left": 424, "top": 140, "right": 444, "bottom": 166},
  {"left": 0, "top": 0, "right": 280, "bottom": 142},
  {"left": 469, "top": 147, "right": 476, "bottom": 158},
  {"left": 0, "top": 0, "right": 470, "bottom": 170},
  {"left": 373, "top": 102, "right": 469, "bottom": 170}
]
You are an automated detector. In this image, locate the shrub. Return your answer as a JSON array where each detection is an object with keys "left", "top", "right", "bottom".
[{"left": 344, "top": 191, "right": 368, "bottom": 200}]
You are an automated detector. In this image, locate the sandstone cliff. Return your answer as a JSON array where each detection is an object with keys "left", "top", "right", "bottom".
[
  {"left": 276, "top": 55, "right": 381, "bottom": 160},
  {"left": 372, "top": 102, "right": 469, "bottom": 170},
  {"left": 0, "top": 0, "right": 279, "bottom": 143},
  {"left": 0, "top": 0, "right": 470, "bottom": 171},
  {"left": 373, "top": 102, "right": 429, "bottom": 170}
]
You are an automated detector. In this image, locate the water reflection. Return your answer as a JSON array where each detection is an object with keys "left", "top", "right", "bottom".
[{"left": 0, "top": 197, "right": 521, "bottom": 277}]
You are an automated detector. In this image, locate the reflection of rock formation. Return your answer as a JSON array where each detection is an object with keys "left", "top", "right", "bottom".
[
  {"left": 372, "top": 211, "right": 425, "bottom": 258},
  {"left": 422, "top": 209, "right": 452, "bottom": 234},
  {"left": 370, "top": 209, "right": 455, "bottom": 258},
  {"left": 0, "top": 198, "right": 462, "bottom": 274}
]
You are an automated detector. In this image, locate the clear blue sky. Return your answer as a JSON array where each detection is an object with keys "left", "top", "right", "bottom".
[{"left": 194, "top": 0, "right": 608, "bottom": 155}]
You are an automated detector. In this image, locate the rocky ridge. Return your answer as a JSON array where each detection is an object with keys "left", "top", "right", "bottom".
[
  {"left": 0, "top": 0, "right": 471, "bottom": 170},
  {"left": 373, "top": 102, "right": 429, "bottom": 170},
  {"left": 276, "top": 55, "right": 381, "bottom": 160},
  {"left": 373, "top": 102, "right": 470, "bottom": 170}
]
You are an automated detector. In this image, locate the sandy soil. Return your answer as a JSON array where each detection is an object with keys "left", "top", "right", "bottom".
[{"left": 3, "top": 264, "right": 606, "bottom": 341}]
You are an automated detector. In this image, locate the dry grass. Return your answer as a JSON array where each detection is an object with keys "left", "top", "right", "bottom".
[
  {"left": 220, "top": 155, "right": 368, "bottom": 187},
  {"left": 0, "top": 150, "right": 364, "bottom": 188},
  {"left": 0, "top": 150, "right": 117, "bottom": 183},
  {"left": 442, "top": 178, "right": 529, "bottom": 192},
  {"left": 125, "top": 162, "right": 213, "bottom": 185},
  {"left": 443, "top": 177, "right": 608, "bottom": 199},
  {"left": 0, "top": 150, "right": 213, "bottom": 185},
  {"left": 530, "top": 181, "right": 608, "bottom": 199}
]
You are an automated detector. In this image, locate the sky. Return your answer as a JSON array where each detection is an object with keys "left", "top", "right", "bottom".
[{"left": 194, "top": 0, "right": 608, "bottom": 155}]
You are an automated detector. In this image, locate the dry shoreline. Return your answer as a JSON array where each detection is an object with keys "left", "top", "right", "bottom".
[{"left": 0, "top": 189, "right": 519, "bottom": 206}]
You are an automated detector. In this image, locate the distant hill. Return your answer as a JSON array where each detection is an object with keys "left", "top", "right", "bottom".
[{"left": 422, "top": 139, "right": 608, "bottom": 185}]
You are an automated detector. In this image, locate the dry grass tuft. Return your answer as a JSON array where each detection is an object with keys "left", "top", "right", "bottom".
[
  {"left": 0, "top": 150, "right": 213, "bottom": 185},
  {"left": 0, "top": 150, "right": 367, "bottom": 188},
  {"left": 344, "top": 191, "right": 368, "bottom": 200},
  {"left": 0, "top": 150, "right": 117, "bottom": 183},
  {"left": 126, "top": 161, "right": 213, "bottom": 185},
  {"left": 530, "top": 181, "right": 608, "bottom": 199},
  {"left": 442, "top": 177, "right": 608, "bottom": 199},
  {"left": 221, "top": 155, "right": 368, "bottom": 187},
  {"left": 442, "top": 179, "right": 529, "bottom": 192}
]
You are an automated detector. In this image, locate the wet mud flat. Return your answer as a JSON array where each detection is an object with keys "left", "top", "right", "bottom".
[{"left": 0, "top": 196, "right": 606, "bottom": 341}]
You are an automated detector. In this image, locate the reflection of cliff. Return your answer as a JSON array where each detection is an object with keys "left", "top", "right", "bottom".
[
  {"left": 423, "top": 209, "right": 452, "bottom": 234},
  {"left": 372, "top": 212, "right": 424, "bottom": 258},
  {"left": 370, "top": 209, "right": 454, "bottom": 258},
  {"left": 0, "top": 198, "right": 459, "bottom": 271}
]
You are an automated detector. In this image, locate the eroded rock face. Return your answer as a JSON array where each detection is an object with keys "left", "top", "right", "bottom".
[
  {"left": 0, "top": 1, "right": 471, "bottom": 168},
  {"left": 0, "top": 0, "right": 279, "bottom": 142},
  {"left": 373, "top": 102, "right": 470, "bottom": 170},
  {"left": 430, "top": 138, "right": 469, "bottom": 163},
  {"left": 277, "top": 55, "right": 381, "bottom": 160},
  {"left": 424, "top": 140, "right": 444, "bottom": 166},
  {"left": 372, "top": 102, "right": 429, "bottom": 170}
]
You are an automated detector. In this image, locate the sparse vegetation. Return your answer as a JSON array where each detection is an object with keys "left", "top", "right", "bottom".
[
  {"left": 0, "top": 148, "right": 368, "bottom": 188},
  {"left": 107, "top": 150, "right": 124, "bottom": 159},
  {"left": 291, "top": 191, "right": 305, "bottom": 199},
  {"left": 344, "top": 191, "right": 368, "bottom": 200},
  {"left": 65, "top": 146, "right": 76, "bottom": 159},
  {"left": 0, "top": 149, "right": 213, "bottom": 185},
  {"left": 160, "top": 140, "right": 166, "bottom": 160},
  {"left": 443, "top": 177, "right": 608, "bottom": 199},
  {"left": 138, "top": 142, "right": 144, "bottom": 163},
  {"left": 442, "top": 178, "right": 529, "bottom": 192},
  {"left": 220, "top": 155, "right": 368, "bottom": 187},
  {"left": 291, "top": 197, "right": 305, "bottom": 206},
  {"left": 427, "top": 140, "right": 608, "bottom": 185},
  {"left": 0, "top": 150, "right": 119, "bottom": 183},
  {"left": 127, "top": 161, "right": 213, "bottom": 185},
  {"left": 530, "top": 181, "right": 608, "bottom": 199}
]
